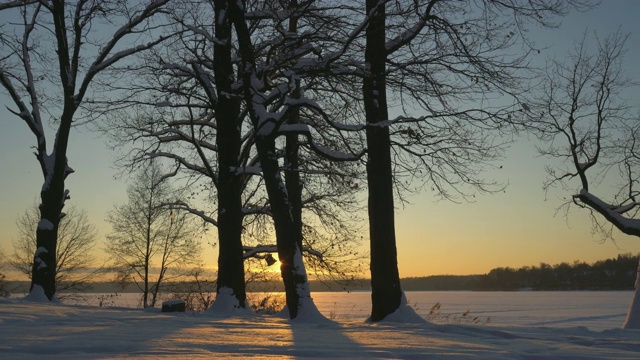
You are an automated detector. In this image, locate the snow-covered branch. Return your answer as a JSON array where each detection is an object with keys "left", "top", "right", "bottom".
[
  {"left": 307, "top": 142, "right": 364, "bottom": 162},
  {"left": 182, "top": 23, "right": 225, "bottom": 46},
  {"left": 384, "top": 0, "right": 437, "bottom": 54},
  {"left": 0, "top": 71, "right": 45, "bottom": 141},
  {"left": 576, "top": 190, "right": 640, "bottom": 237},
  {"left": 190, "top": 62, "right": 218, "bottom": 105},
  {"left": 241, "top": 204, "right": 271, "bottom": 217},
  {"left": 242, "top": 244, "right": 323, "bottom": 260}
]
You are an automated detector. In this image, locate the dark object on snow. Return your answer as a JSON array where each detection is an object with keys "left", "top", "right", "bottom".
[{"left": 162, "top": 300, "right": 185, "bottom": 312}]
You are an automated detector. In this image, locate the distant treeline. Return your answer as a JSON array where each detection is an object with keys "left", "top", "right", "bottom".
[
  {"left": 403, "top": 253, "right": 640, "bottom": 291},
  {"left": 4, "top": 254, "right": 638, "bottom": 294}
]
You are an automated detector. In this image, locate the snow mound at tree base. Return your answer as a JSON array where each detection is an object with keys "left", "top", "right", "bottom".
[
  {"left": 23, "top": 285, "right": 58, "bottom": 303},
  {"left": 205, "top": 287, "right": 254, "bottom": 318},
  {"left": 278, "top": 296, "right": 335, "bottom": 324},
  {"left": 377, "top": 292, "right": 431, "bottom": 324}
]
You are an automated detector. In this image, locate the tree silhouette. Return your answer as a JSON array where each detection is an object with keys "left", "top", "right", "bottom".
[
  {"left": 10, "top": 204, "right": 100, "bottom": 293},
  {"left": 531, "top": 31, "right": 640, "bottom": 329},
  {"left": 106, "top": 161, "right": 202, "bottom": 308},
  {"left": 0, "top": 0, "right": 172, "bottom": 300}
]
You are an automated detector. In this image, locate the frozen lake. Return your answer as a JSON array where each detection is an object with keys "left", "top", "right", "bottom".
[
  {"left": 312, "top": 291, "right": 632, "bottom": 331},
  {"left": 56, "top": 290, "right": 633, "bottom": 331}
]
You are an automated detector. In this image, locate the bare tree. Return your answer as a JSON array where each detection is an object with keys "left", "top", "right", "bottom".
[
  {"left": 9, "top": 204, "right": 100, "bottom": 293},
  {"left": 235, "top": 0, "right": 366, "bottom": 315},
  {"left": 95, "top": 0, "right": 585, "bottom": 321},
  {"left": 102, "top": 0, "right": 366, "bottom": 317},
  {"left": 219, "top": 0, "right": 585, "bottom": 320},
  {"left": 106, "top": 161, "right": 202, "bottom": 308},
  {"left": 351, "top": 0, "right": 592, "bottom": 321},
  {"left": 226, "top": 0, "right": 320, "bottom": 319},
  {"left": 362, "top": 0, "right": 405, "bottom": 321},
  {"left": 531, "top": 31, "right": 640, "bottom": 329},
  {"left": 0, "top": 0, "right": 172, "bottom": 300},
  {"left": 225, "top": 0, "right": 365, "bottom": 319},
  {"left": 99, "top": 0, "right": 261, "bottom": 311},
  {"left": 226, "top": 0, "right": 587, "bottom": 321}
]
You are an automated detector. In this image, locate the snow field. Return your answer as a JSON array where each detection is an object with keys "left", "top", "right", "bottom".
[{"left": 1, "top": 291, "right": 639, "bottom": 359}]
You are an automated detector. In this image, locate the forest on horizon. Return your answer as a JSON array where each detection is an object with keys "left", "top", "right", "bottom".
[{"left": 4, "top": 253, "right": 637, "bottom": 294}]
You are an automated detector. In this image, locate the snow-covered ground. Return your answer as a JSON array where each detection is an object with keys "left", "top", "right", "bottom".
[
  {"left": 0, "top": 299, "right": 640, "bottom": 359},
  {"left": 43, "top": 290, "right": 632, "bottom": 331},
  {"left": 313, "top": 291, "right": 633, "bottom": 331},
  {"left": 1, "top": 291, "right": 639, "bottom": 359}
]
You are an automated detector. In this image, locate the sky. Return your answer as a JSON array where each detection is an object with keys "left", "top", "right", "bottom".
[{"left": 1, "top": 1, "right": 640, "bottom": 280}]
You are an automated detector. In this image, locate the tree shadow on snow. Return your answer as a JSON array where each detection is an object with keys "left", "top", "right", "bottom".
[
  {"left": 287, "top": 319, "right": 383, "bottom": 358},
  {"left": 1, "top": 303, "right": 200, "bottom": 358}
]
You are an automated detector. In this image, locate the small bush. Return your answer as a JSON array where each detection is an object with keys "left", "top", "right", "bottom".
[
  {"left": 97, "top": 293, "right": 121, "bottom": 308},
  {"left": 328, "top": 302, "right": 337, "bottom": 320},
  {"left": 165, "top": 291, "right": 214, "bottom": 312},
  {"left": 425, "top": 302, "right": 491, "bottom": 325},
  {"left": 162, "top": 269, "right": 217, "bottom": 312},
  {"left": 249, "top": 293, "right": 285, "bottom": 314}
]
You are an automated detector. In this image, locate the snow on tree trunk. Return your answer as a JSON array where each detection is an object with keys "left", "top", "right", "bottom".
[
  {"left": 27, "top": 0, "right": 81, "bottom": 302},
  {"left": 213, "top": 0, "right": 247, "bottom": 310},
  {"left": 30, "top": 217, "right": 58, "bottom": 301},
  {"left": 256, "top": 138, "right": 318, "bottom": 320},
  {"left": 622, "top": 258, "right": 640, "bottom": 329},
  {"left": 30, "top": 157, "right": 69, "bottom": 301},
  {"left": 283, "top": 55, "right": 309, "bottom": 319},
  {"left": 364, "top": 0, "right": 402, "bottom": 321},
  {"left": 286, "top": 245, "right": 327, "bottom": 323}
]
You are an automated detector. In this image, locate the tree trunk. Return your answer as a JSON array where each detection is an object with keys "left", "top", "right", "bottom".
[
  {"left": 30, "top": 189, "right": 63, "bottom": 301},
  {"left": 285, "top": 104, "right": 303, "bottom": 256},
  {"left": 284, "top": 87, "right": 306, "bottom": 318},
  {"left": 29, "top": 0, "right": 78, "bottom": 301},
  {"left": 143, "top": 214, "right": 152, "bottom": 308},
  {"left": 213, "top": 0, "right": 247, "bottom": 308},
  {"left": 150, "top": 266, "right": 166, "bottom": 308},
  {"left": 228, "top": 0, "right": 312, "bottom": 319},
  {"left": 285, "top": 3, "right": 303, "bottom": 282},
  {"left": 143, "top": 262, "right": 149, "bottom": 308},
  {"left": 256, "top": 138, "right": 310, "bottom": 319},
  {"left": 364, "top": 0, "right": 402, "bottom": 321},
  {"left": 30, "top": 120, "right": 73, "bottom": 301},
  {"left": 623, "top": 258, "right": 640, "bottom": 329}
]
